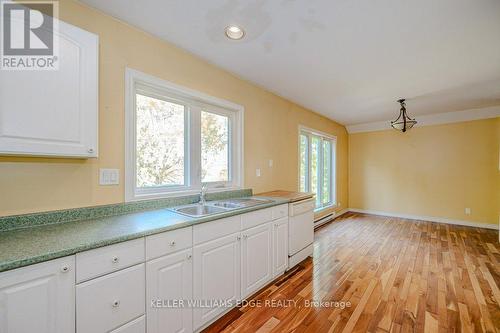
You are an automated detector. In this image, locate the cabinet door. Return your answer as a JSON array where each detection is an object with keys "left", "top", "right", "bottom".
[
  {"left": 241, "top": 223, "right": 272, "bottom": 299},
  {"left": 0, "top": 20, "right": 98, "bottom": 158},
  {"left": 0, "top": 256, "right": 75, "bottom": 333},
  {"left": 273, "top": 217, "right": 289, "bottom": 277},
  {"left": 193, "top": 233, "right": 240, "bottom": 330},
  {"left": 146, "top": 249, "right": 192, "bottom": 333}
]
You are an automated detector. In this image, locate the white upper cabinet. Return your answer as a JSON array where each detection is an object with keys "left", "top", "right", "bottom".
[{"left": 0, "top": 20, "right": 98, "bottom": 158}]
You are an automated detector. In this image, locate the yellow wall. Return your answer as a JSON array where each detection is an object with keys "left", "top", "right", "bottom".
[
  {"left": 10, "top": 0, "right": 494, "bottom": 226},
  {"left": 349, "top": 118, "right": 499, "bottom": 225},
  {"left": 0, "top": 0, "right": 348, "bottom": 217}
]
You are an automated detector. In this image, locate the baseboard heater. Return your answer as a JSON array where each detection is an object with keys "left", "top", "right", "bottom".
[{"left": 314, "top": 213, "right": 334, "bottom": 229}]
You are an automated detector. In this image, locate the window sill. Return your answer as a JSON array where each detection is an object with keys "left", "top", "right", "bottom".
[{"left": 127, "top": 186, "right": 242, "bottom": 202}]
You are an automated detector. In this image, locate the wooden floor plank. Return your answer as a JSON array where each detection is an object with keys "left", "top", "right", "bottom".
[{"left": 203, "top": 213, "right": 500, "bottom": 333}]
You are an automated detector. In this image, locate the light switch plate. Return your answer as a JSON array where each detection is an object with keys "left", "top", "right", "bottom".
[
  {"left": 100, "top": 168, "right": 119, "bottom": 185},
  {"left": 256, "top": 168, "right": 261, "bottom": 177}
]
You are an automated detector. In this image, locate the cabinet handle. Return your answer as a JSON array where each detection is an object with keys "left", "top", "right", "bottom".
[
  {"left": 236, "top": 235, "right": 241, "bottom": 241},
  {"left": 111, "top": 256, "right": 119, "bottom": 263},
  {"left": 170, "top": 241, "right": 176, "bottom": 246},
  {"left": 243, "top": 234, "right": 248, "bottom": 239},
  {"left": 112, "top": 300, "right": 120, "bottom": 308},
  {"left": 60, "top": 266, "right": 70, "bottom": 273}
]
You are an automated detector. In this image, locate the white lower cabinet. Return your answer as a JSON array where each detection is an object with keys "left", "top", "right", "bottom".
[
  {"left": 76, "top": 263, "right": 145, "bottom": 333},
  {"left": 241, "top": 223, "right": 273, "bottom": 299},
  {"left": 0, "top": 205, "right": 290, "bottom": 333},
  {"left": 0, "top": 256, "right": 75, "bottom": 333},
  {"left": 272, "top": 217, "right": 289, "bottom": 277},
  {"left": 193, "top": 232, "right": 241, "bottom": 330},
  {"left": 146, "top": 249, "right": 193, "bottom": 333},
  {"left": 110, "top": 316, "right": 145, "bottom": 333}
]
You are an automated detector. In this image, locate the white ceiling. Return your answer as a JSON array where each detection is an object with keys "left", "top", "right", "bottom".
[{"left": 81, "top": 0, "right": 500, "bottom": 125}]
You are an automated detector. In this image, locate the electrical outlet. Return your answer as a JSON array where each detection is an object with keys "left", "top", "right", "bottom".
[
  {"left": 465, "top": 208, "right": 471, "bottom": 215},
  {"left": 256, "top": 168, "right": 261, "bottom": 177},
  {"left": 100, "top": 169, "right": 119, "bottom": 185},
  {"left": 269, "top": 159, "right": 273, "bottom": 167}
]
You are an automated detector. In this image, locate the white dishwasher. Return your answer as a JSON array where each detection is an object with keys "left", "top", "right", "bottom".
[{"left": 288, "top": 198, "right": 315, "bottom": 268}]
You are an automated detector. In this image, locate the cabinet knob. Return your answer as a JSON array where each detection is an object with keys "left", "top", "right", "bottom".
[
  {"left": 187, "top": 254, "right": 192, "bottom": 260},
  {"left": 112, "top": 300, "right": 120, "bottom": 308},
  {"left": 111, "top": 256, "right": 119, "bottom": 263},
  {"left": 169, "top": 241, "right": 176, "bottom": 246},
  {"left": 60, "top": 266, "right": 70, "bottom": 273},
  {"left": 236, "top": 235, "right": 241, "bottom": 241},
  {"left": 87, "top": 148, "right": 94, "bottom": 153},
  {"left": 243, "top": 234, "right": 248, "bottom": 239}
]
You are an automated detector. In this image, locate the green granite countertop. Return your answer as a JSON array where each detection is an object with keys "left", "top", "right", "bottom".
[{"left": 0, "top": 196, "right": 289, "bottom": 273}]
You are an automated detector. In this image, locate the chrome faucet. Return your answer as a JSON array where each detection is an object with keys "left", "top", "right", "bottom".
[{"left": 199, "top": 184, "right": 208, "bottom": 205}]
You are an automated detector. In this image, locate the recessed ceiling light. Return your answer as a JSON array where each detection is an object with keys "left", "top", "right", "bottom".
[{"left": 225, "top": 25, "right": 245, "bottom": 40}]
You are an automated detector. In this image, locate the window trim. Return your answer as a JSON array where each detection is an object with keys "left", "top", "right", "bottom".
[
  {"left": 125, "top": 68, "right": 244, "bottom": 201},
  {"left": 297, "top": 125, "right": 337, "bottom": 211}
]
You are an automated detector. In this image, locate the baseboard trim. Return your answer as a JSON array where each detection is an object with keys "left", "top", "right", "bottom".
[
  {"left": 314, "top": 209, "right": 350, "bottom": 228},
  {"left": 334, "top": 209, "right": 350, "bottom": 218},
  {"left": 347, "top": 208, "right": 499, "bottom": 230}
]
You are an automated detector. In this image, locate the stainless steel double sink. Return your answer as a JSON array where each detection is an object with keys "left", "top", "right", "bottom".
[{"left": 170, "top": 198, "right": 273, "bottom": 218}]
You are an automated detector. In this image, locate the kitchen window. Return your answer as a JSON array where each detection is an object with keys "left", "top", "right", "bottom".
[
  {"left": 125, "top": 69, "right": 243, "bottom": 201},
  {"left": 299, "top": 127, "right": 336, "bottom": 210}
]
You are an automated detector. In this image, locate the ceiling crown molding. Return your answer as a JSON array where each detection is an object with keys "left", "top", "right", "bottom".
[{"left": 346, "top": 106, "right": 500, "bottom": 134}]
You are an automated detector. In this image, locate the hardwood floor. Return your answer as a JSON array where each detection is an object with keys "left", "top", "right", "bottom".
[{"left": 203, "top": 213, "right": 500, "bottom": 333}]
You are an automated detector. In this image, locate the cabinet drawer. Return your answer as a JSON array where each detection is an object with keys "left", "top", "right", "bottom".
[
  {"left": 146, "top": 227, "right": 192, "bottom": 260},
  {"left": 289, "top": 199, "right": 315, "bottom": 216},
  {"left": 193, "top": 216, "right": 240, "bottom": 245},
  {"left": 241, "top": 207, "right": 273, "bottom": 230},
  {"left": 110, "top": 316, "right": 145, "bottom": 333},
  {"left": 76, "top": 238, "right": 145, "bottom": 283},
  {"left": 272, "top": 204, "right": 289, "bottom": 220},
  {"left": 76, "top": 264, "right": 145, "bottom": 333}
]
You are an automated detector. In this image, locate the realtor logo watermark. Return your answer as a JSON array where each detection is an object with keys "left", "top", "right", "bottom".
[{"left": 1, "top": 0, "right": 59, "bottom": 70}]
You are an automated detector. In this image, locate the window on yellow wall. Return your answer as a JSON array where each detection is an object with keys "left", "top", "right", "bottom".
[
  {"left": 135, "top": 93, "right": 186, "bottom": 188},
  {"left": 299, "top": 127, "right": 336, "bottom": 210},
  {"left": 201, "top": 110, "right": 230, "bottom": 183},
  {"left": 299, "top": 134, "right": 309, "bottom": 192},
  {"left": 125, "top": 68, "right": 243, "bottom": 201}
]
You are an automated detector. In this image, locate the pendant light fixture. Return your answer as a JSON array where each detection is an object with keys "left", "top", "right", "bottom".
[{"left": 390, "top": 99, "right": 417, "bottom": 132}]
